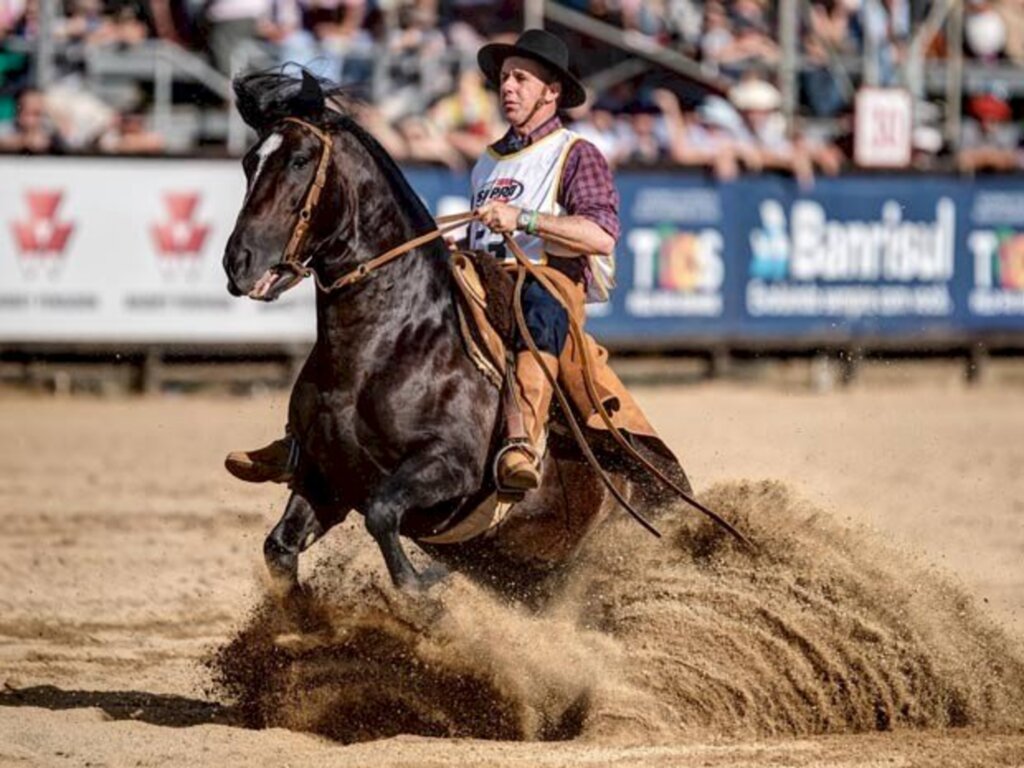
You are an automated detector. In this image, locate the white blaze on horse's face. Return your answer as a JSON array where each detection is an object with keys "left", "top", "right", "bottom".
[{"left": 247, "top": 132, "right": 284, "bottom": 199}]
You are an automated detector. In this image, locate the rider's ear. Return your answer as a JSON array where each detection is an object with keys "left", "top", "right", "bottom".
[{"left": 296, "top": 70, "right": 325, "bottom": 118}]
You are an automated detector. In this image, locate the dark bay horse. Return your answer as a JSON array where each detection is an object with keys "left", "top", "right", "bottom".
[{"left": 222, "top": 71, "right": 691, "bottom": 595}]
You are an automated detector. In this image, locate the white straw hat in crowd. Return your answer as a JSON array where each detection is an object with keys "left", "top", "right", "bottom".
[{"left": 728, "top": 79, "right": 782, "bottom": 112}]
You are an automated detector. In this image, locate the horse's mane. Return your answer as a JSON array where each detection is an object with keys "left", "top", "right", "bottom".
[{"left": 232, "top": 69, "right": 440, "bottom": 241}]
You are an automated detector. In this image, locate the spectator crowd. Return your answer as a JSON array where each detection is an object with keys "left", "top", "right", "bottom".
[{"left": 1, "top": 0, "right": 1022, "bottom": 179}]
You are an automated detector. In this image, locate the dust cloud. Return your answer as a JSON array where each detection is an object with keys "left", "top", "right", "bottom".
[{"left": 212, "top": 480, "right": 1024, "bottom": 745}]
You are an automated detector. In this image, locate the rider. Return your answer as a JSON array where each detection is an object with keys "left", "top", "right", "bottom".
[
  {"left": 470, "top": 29, "right": 619, "bottom": 491},
  {"left": 225, "top": 29, "right": 619, "bottom": 490}
]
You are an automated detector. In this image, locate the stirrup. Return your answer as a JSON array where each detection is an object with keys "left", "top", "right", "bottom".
[{"left": 493, "top": 438, "right": 539, "bottom": 502}]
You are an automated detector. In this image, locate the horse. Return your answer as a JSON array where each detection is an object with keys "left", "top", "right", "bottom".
[{"left": 222, "top": 71, "right": 693, "bottom": 596}]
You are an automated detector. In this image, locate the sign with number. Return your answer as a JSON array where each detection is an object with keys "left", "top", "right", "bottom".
[{"left": 854, "top": 88, "right": 913, "bottom": 168}]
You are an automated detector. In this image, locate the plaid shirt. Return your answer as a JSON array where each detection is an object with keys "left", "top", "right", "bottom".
[{"left": 491, "top": 115, "right": 621, "bottom": 242}]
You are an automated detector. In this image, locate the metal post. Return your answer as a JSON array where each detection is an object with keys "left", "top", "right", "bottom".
[
  {"left": 778, "top": 0, "right": 799, "bottom": 136},
  {"left": 863, "top": 0, "right": 879, "bottom": 87},
  {"left": 524, "top": 0, "right": 544, "bottom": 31},
  {"left": 35, "top": 0, "right": 57, "bottom": 88},
  {"left": 945, "top": 0, "right": 963, "bottom": 149},
  {"left": 154, "top": 51, "right": 172, "bottom": 141}
]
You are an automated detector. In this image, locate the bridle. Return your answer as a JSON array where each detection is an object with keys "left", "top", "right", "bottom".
[{"left": 270, "top": 116, "right": 474, "bottom": 293}]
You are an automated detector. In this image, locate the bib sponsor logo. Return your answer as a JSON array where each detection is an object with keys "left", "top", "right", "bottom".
[{"left": 474, "top": 177, "right": 524, "bottom": 207}]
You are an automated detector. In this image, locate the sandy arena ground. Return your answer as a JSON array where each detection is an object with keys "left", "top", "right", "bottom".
[{"left": 1, "top": 362, "right": 1022, "bottom": 766}]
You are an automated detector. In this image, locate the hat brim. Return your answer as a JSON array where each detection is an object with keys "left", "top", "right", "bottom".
[{"left": 478, "top": 42, "right": 587, "bottom": 109}]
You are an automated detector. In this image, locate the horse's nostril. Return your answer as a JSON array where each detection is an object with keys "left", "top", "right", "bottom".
[{"left": 242, "top": 248, "right": 255, "bottom": 273}]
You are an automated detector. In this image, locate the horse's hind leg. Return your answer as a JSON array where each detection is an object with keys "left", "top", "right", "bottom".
[{"left": 264, "top": 492, "right": 326, "bottom": 595}]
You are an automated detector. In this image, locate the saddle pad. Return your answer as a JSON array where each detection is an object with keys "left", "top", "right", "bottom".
[{"left": 416, "top": 493, "right": 513, "bottom": 545}]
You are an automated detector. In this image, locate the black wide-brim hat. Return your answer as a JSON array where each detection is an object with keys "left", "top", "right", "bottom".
[{"left": 478, "top": 29, "right": 587, "bottom": 109}]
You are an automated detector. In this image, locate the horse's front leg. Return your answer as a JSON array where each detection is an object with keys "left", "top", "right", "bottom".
[
  {"left": 364, "top": 449, "right": 476, "bottom": 591},
  {"left": 264, "top": 491, "right": 332, "bottom": 595}
]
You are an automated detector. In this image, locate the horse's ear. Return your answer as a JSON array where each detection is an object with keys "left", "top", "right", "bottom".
[{"left": 296, "top": 71, "right": 325, "bottom": 117}]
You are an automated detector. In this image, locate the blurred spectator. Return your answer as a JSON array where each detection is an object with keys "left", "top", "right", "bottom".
[
  {"left": 965, "top": 0, "right": 1007, "bottom": 62},
  {"left": 569, "top": 95, "right": 626, "bottom": 166},
  {"left": 993, "top": 0, "right": 1024, "bottom": 64},
  {"left": 269, "top": 0, "right": 373, "bottom": 87},
  {"left": 618, "top": 97, "right": 671, "bottom": 165},
  {"left": 0, "top": 88, "right": 64, "bottom": 152},
  {"left": 98, "top": 109, "right": 165, "bottom": 152},
  {"left": 729, "top": 73, "right": 816, "bottom": 186},
  {"left": 428, "top": 68, "right": 502, "bottom": 163},
  {"left": 653, "top": 88, "right": 743, "bottom": 179},
  {"left": 201, "top": 0, "right": 274, "bottom": 73},
  {"left": 957, "top": 90, "right": 1021, "bottom": 173},
  {"left": 702, "top": 0, "right": 779, "bottom": 75},
  {"left": 802, "top": 0, "right": 854, "bottom": 117}
]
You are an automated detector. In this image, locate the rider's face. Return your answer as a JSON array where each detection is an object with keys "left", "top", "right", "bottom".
[{"left": 498, "top": 56, "right": 561, "bottom": 129}]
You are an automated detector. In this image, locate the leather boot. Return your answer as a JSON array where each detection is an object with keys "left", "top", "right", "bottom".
[
  {"left": 225, "top": 435, "right": 296, "bottom": 483},
  {"left": 496, "top": 351, "right": 558, "bottom": 492}
]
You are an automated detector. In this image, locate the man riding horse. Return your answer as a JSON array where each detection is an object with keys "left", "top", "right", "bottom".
[{"left": 226, "top": 30, "right": 618, "bottom": 492}]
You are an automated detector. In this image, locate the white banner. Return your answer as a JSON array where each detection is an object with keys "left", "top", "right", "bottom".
[{"left": 0, "top": 157, "right": 317, "bottom": 343}]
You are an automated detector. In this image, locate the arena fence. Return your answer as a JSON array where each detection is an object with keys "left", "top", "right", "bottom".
[{"left": 1, "top": 157, "right": 1022, "bottom": 387}]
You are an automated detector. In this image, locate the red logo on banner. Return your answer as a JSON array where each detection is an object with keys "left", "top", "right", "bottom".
[
  {"left": 151, "top": 192, "right": 210, "bottom": 257},
  {"left": 12, "top": 190, "right": 74, "bottom": 257}
]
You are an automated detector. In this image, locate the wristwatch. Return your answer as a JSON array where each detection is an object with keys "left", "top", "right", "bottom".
[{"left": 516, "top": 208, "right": 534, "bottom": 232}]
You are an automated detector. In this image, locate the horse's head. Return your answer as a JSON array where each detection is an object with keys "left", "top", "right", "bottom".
[{"left": 224, "top": 71, "right": 345, "bottom": 301}]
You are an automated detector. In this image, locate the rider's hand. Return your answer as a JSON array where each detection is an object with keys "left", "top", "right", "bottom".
[{"left": 476, "top": 202, "right": 519, "bottom": 234}]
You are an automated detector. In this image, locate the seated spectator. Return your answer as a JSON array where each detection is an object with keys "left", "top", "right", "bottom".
[
  {"left": 653, "top": 88, "right": 742, "bottom": 180},
  {"left": 703, "top": 0, "right": 779, "bottom": 76},
  {"left": 729, "top": 74, "right": 815, "bottom": 186},
  {"left": 965, "top": 0, "right": 1007, "bottom": 62},
  {"left": 201, "top": 0, "right": 275, "bottom": 74},
  {"left": 957, "top": 90, "right": 1021, "bottom": 173},
  {"left": 618, "top": 97, "right": 671, "bottom": 166},
  {"left": 568, "top": 95, "right": 626, "bottom": 167},
  {"left": 428, "top": 68, "right": 502, "bottom": 164},
  {"left": 98, "top": 110, "right": 165, "bottom": 153},
  {"left": 0, "top": 88, "right": 64, "bottom": 153}
]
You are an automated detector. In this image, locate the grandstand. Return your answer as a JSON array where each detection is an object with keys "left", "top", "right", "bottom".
[{"left": 1, "top": 0, "right": 1022, "bottom": 173}]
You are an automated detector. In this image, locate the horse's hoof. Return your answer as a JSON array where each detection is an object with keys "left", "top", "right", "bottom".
[{"left": 417, "top": 562, "right": 451, "bottom": 591}]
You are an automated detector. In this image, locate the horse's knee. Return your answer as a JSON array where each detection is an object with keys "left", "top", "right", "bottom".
[
  {"left": 364, "top": 506, "right": 398, "bottom": 541},
  {"left": 264, "top": 530, "right": 296, "bottom": 567}
]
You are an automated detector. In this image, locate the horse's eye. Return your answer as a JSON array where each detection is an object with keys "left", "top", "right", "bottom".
[{"left": 292, "top": 156, "right": 311, "bottom": 170}]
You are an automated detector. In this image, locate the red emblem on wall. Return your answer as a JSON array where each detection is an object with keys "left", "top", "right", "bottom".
[
  {"left": 12, "top": 190, "right": 74, "bottom": 257},
  {"left": 151, "top": 192, "right": 210, "bottom": 257}
]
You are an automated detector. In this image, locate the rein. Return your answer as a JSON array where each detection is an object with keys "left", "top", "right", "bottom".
[{"left": 274, "top": 117, "right": 751, "bottom": 548}]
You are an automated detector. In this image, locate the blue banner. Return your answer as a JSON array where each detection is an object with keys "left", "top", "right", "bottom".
[{"left": 404, "top": 168, "right": 1024, "bottom": 345}]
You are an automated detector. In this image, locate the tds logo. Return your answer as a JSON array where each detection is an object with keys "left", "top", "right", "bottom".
[
  {"left": 474, "top": 178, "right": 524, "bottom": 207},
  {"left": 969, "top": 229, "right": 1024, "bottom": 291},
  {"left": 625, "top": 226, "right": 724, "bottom": 317}
]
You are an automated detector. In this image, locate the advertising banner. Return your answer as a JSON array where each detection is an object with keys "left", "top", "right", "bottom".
[
  {"left": 0, "top": 157, "right": 316, "bottom": 343},
  {"left": 1, "top": 157, "right": 1022, "bottom": 346},
  {"left": 735, "top": 176, "right": 966, "bottom": 338}
]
